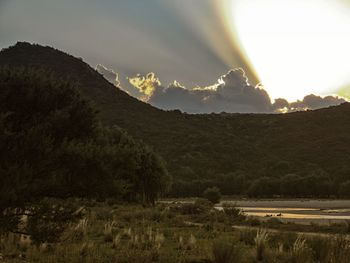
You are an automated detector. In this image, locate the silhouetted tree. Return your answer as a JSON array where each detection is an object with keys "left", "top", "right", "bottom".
[
  {"left": 0, "top": 67, "right": 171, "bottom": 236},
  {"left": 203, "top": 187, "right": 221, "bottom": 204}
]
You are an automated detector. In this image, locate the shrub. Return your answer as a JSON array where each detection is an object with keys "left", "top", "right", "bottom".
[
  {"left": 26, "top": 199, "right": 81, "bottom": 244},
  {"left": 203, "top": 187, "right": 221, "bottom": 204},
  {"left": 246, "top": 217, "right": 261, "bottom": 226},
  {"left": 212, "top": 239, "right": 242, "bottom": 263},
  {"left": 176, "top": 199, "right": 212, "bottom": 215},
  {"left": 266, "top": 217, "right": 283, "bottom": 226},
  {"left": 223, "top": 207, "right": 246, "bottom": 222},
  {"left": 194, "top": 198, "right": 213, "bottom": 208}
]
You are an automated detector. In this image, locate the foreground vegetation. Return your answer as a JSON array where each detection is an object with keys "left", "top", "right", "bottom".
[
  {"left": 0, "top": 67, "right": 171, "bottom": 237},
  {"left": 1, "top": 200, "right": 350, "bottom": 263}
]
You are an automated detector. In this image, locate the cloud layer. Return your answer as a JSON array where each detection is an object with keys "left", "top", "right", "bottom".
[
  {"left": 148, "top": 69, "right": 272, "bottom": 113},
  {"left": 96, "top": 64, "right": 120, "bottom": 86},
  {"left": 97, "top": 65, "right": 346, "bottom": 114}
]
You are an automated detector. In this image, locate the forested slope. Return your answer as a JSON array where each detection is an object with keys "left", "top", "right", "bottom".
[{"left": 2, "top": 42, "right": 350, "bottom": 197}]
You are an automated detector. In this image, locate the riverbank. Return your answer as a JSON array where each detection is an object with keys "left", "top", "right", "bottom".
[{"left": 161, "top": 198, "right": 350, "bottom": 225}]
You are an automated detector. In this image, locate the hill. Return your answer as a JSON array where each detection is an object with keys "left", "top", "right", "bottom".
[{"left": 1, "top": 42, "right": 350, "bottom": 197}]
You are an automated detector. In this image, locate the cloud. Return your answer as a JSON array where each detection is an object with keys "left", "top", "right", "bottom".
[
  {"left": 128, "top": 73, "right": 161, "bottom": 98},
  {"left": 273, "top": 94, "right": 346, "bottom": 113},
  {"left": 214, "top": 69, "right": 272, "bottom": 113},
  {"left": 96, "top": 64, "right": 120, "bottom": 87},
  {"left": 97, "top": 64, "right": 346, "bottom": 114},
  {"left": 96, "top": 64, "right": 144, "bottom": 98},
  {"left": 272, "top": 98, "right": 290, "bottom": 113},
  {"left": 149, "top": 69, "right": 272, "bottom": 113},
  {"left": 294, "top": 94, "right": 346, "bottom": 110},
  {"left": 149, "top": 81, "right": 203, "bottom": 113}
]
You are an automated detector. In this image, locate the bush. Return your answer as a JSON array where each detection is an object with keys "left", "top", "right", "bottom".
[
  {"left": 212, "top": 239, "right": 242, "bottom": 263},
  {"left": 176, "top": 199, "right": 212, "bottom": 215},
  {"left": 203, "top": 187, "right": 221, "bottom": 204},
  {"left": 26, "top": 199, "right": 82, "bottom": 244},
  {"left": 194, "top": 198, "right": 213, "bottom": 208},
  {"left": 223, "top": 207, "right": 246, "bottom": 222}
]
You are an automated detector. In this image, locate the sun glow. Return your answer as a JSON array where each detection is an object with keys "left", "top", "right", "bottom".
[{"left": 223, "top": 0, "right": 350, "bottom": 101}]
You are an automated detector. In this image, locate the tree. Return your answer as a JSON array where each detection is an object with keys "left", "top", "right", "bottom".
[
  {"left": 338, "top": 181, "right": 350, "bottom": 198},
  {"left": 203, "top": 187, "right": 221, "bottom": 204},
  {"left": 0, "top": 67, "right": 93, "bottom": 206},
  {"left": 280, "top": 174, "right": 303, "bottom": 197},
  {"left": 247, "top": 177, "right": 280, "bottom": 197},
  {"left": 0, "top": 67, "right": 171, "bottom": 237},
  {"left": 0, "top": 67, "right": 98, "bottom": 236}
]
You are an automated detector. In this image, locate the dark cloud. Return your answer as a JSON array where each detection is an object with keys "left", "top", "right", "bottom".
[
  {"left": 273, "top": 94, "right": 346, "bottom": 113},
  {"left": 272, "top": 98, "right": 290, "bottom": 113},
  {"left": 214, "top": 69, "right": 272, "bottom": 113},
  {"left": 149, "top": 81, "right": 203, "bottom": 113},
  {"left": 295, "top": 94, "right": 346, "bottom": 110},
  {"left": 98, "top": 64, "right": 346, "bottom": 114}
]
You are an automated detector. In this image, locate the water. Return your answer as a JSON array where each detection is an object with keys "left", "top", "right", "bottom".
[
  {"left": 217, "top": 200, "right": 350, "bottom": 225},
  {"left": 161, "top": 199, "right": 350, "bottom": 225}
]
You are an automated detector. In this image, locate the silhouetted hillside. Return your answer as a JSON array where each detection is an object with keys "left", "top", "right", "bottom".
[{"left": 1, "top": 42, "right": 350, "bottom": 197}]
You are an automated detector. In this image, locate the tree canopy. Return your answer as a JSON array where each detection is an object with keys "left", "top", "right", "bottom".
[{"left": 0, "top": 67, "right": 171, "bottom": 234}]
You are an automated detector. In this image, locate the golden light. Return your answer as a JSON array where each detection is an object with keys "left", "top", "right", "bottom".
[{"left": 221, "top": 0, "right": 350, "bottom": 101}]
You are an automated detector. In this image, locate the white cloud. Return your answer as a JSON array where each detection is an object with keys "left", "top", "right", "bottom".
[{"left": 97, "top": 64, "right": 346, "bottom": 114}]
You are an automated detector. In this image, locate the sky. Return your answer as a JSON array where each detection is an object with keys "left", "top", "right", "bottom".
[{"left": 1, "top": 0, "right": 349, "bottom": 113}]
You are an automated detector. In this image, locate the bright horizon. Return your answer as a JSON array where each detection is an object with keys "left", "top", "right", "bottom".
[{"left": 222, "top": 0, "right": 350, "bottom": 101}]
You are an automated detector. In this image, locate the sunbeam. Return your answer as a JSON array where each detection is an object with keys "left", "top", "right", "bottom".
[{"left": 221, "top": 0, "right": 350, "bottom": 100}]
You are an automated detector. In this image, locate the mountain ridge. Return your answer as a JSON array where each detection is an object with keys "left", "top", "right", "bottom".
[{"left": 1, "top": 42, "right": 350, "bottom": 197}]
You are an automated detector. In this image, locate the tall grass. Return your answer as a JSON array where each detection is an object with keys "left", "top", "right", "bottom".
[
  {"left": 326, "top": 235, "right": 350, "bottom": 263},
  {"left": 187, "top": 234, "right": 197, "bottom": 250},
  {"left": 289, "top": 235, "right": 312, "bottom": 262},
  {"left": 254, "top": 229, "right": 269, "bottom": 261},
  {"left": 103, "top": 221, "right": 116, "bottom": 242},
  {"left": 70, "top": 218, "right": 89, "bottom": 241},
  {"left": 2, "top": 202, "right": 350, "bottom": 263}
]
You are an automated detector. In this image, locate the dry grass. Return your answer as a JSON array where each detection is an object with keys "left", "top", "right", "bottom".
[{"left": 1, "top": 201, "right": 350, "bottom": 263}]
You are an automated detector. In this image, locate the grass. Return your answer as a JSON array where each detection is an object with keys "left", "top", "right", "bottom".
[
  {"left": 0, "top": 200, "right": 350, "bottom": 262},
  {"left": 254, "top": 229, "right": 269, "bottom": 261}
]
